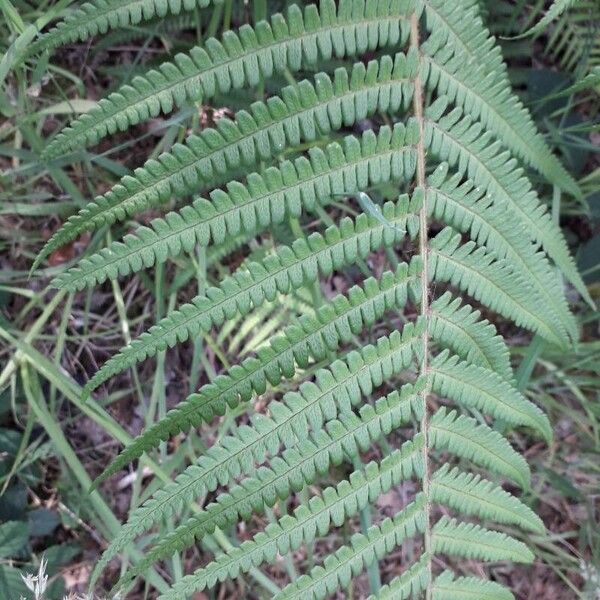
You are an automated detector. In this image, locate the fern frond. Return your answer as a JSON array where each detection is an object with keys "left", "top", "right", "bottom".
[
  {"left": 545, "top": 2, "right": 600, "bottom": 74},
  {"left": 430, "top": 352, "right": 552, "bottom": 440},
  {"left": 110, "top": 336, "right": 422, "bottom": 554},
  {"left": 42, "top": 0, "right": 415, "bottom": 159},
  {"left": 430, "top": 408, "right": 530, "bottom": 489},
  {"left": 93, "top": 262, "right": 421, "bottom": 487},
  {"left": 432, "top": 570, "right": 514, "bottom": 600},
  {"left": 275, "top": 497, "right": 426, "bottom": 600},
  {"left": 43, "top": 120, "right": 418, "bottom": 278},
  {"left": 29, "top": 0, "right": 219, "bottom": 56},
  {"left": 431, "top": 466, "right": 544, "bottom": 533},
  {"left": 92, "top": 12, "right": 200, "bottom": 50},
  {"left": 164, "top": 437, "right": 424, "bottom": 598},
  {"left": 429, "top": 293, "right": 513, "bottom": 382},
  {"left": 425, "top": 99, "right": 591, "bottom": 306},
  {"left": 429, "top": 228, "right": 566, "bottom": 347},
  {"left": 40, "top": 0, "right": 582, "bottom": 595},
  {"left": 432, "top": 517, "right": 534, "bottom": 563},
  {"left": 82, "top": 195, "right": 421, "bottom": 394},
  {"left": 419, "top": 0, "right": 580, "bottom": 197},
  {"left": 515, "top": 0, "right": 582, "bottom": 39},
  {"left": 368, "top": 555, "right": 430, "bottom": 599},
  {"left": 106, "top": 381, "right": 424, "bottom": 590},
  {"left": 427, "top": 166, "right": 577, "bottom": 342}
]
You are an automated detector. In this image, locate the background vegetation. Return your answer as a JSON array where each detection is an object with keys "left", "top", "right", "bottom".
[{"left": 0, "top": 0, "right": 599, "bottom": 598}]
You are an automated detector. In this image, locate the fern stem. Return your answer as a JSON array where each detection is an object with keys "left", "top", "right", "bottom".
[
  {"left": 352, "top": 455, "right": 382, "bottom": 595},
  {"left": 410, "top": 12, "right": 434, "bottom": 599}
]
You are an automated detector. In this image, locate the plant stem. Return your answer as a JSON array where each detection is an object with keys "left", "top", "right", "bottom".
[{"left": 410, "top": 12, "right": 433, "bottom": 598}]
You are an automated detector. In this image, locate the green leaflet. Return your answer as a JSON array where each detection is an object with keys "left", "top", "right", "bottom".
[
  {"left": 160, "top": 437, "right": 424, "bottom": 598},
  {"left": 429, "top": 292, "right": 513, "bottom": 382},
  {"left": 427, "top": 165, "right": 577, "bottom": 343},
  {"left": 430, "top": 408, "right": 531, "bottom": 489},
  {"left": 81, "top": 193, "right": 421, "bottom": 395},
  {"left": 93, "top": 261, "right": 422, "bottom": 487},
  {"left": 44, "top": 119, "right": 418, "bottom": 279},
  {"left": 430, "top": 351, "right": 552, "bottom": 441},
  {"left": 425, "top": 99, "right": 592, "bottom": 307},
  {"left": 429, "top": 228, "right": 567, "bottom": 348},
  {"left": 41, "top": 0, "right": 416, "bottom": 159},
  {"left": 275, "top": 496, "right": 426, "bottom": 599},
  {"left": 418, "top": 0, "right": 580, "bottom": 197},
  {"left": 512, "top": 0, "right": 582, "bottom": 39},
  {"left": 431, "top": 465, "right": 544, "bottom": 533},
  {"left": 432, "top": 516, "right": 535, "bottom": 564},
  {"left": 104, "top": 376, "right": 425, "bottom": 590},
  {"left": 432, "top": 571, "right": 515, "bottom": 600},
  {"left": 29, "top": 0, "right": 220, "bottom": 55}
]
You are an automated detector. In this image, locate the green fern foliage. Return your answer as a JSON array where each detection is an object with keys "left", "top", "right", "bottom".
[
  {"left": 417, "top": 0, "right": 581, "bottom": 198},
  {"left": 40, "top": 0, "right": 415, "bottom": 159},
  {"left": 41, "top": 117, "right": 419, "bottom": 277},
  {"left": 37, "top": 0, "right": 585, "bottom": 597},
  {"left": 543, "top": 1, "right": 600, "bottom": 76},
  {"left": 29, "top": 0, "right": 220, "bottom": 56},
  {"left": 92, "top": 260, "right": 422, "bottom": 486},
  {"left": 513, "top": 0, "right": 582, "bottom": 39},
  {"left": 431, "top": 517, "right": 534, "bottom": 564},
  {"left": 166, "top": 437, "right": 424, "bottom": 597},
  {"left": 431, "top": 571, "right": 514, "bottom": 600}
]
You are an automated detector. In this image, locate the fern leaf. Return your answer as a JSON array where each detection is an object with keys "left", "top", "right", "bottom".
[
  {"left": 429, "top": 293, "right": 513, "bottom": 382},
  {"left": 93, "top": 263, "right": 421, "bottom": 487},
  {"left": 42, "top": 0, "right": 415, "bottom": 159},
  {"left": 368, "top": 554, "right": 431, "bottom": 599},
  {"left": 419, "top": 0, "right": 580, "bottom": 197},
  {"left": 43, "top": 120, "right": 418, "bottom": 278},
  {"left": 429, "top": 228, "right": 566, "bottom": 347},
  {"left": 431, "top": 466, "right": 544, "bottom": 533},
  {"left": 432, "top": 570, "right": 514, "bottom": 600},
  {"left": 514, "top": 0, "right": 582, "bottom": 39},
  {"left": 160, "top": 437, "right": 424, "bottom": 598},
  {"left": 427, "top": 167, "right": 577, "bottom": 342},
  {"left": 430, "top": 353, "right": 552, "bottom": 440},
  {"left": 275, "top": 497, "right": 426, "bottom": 600},
  {"left": 92, "top": 12, "right": 200, "bottom": 50},
  {"left": 102, "top": 339, "right": 424, "bottom": 581},
  {"left": 432, "top": 517, "right": 534, "bottom": 564},
  {"left": 39, "top": 0, "right": 583, "bottom": 595},
  {"left": 52, "top": 137, "right": 417, "bottom": 294},
  {"left": 106, "top": 387, "right": 424, "bottom": 591},
  {"left": 81, "top": 195, "right": 421, "bottom": 394},
  {"left": 29, "top": 0, "right": 219, "bottom": 56},
  {"left": 430, "top": 408, "right": 530, "bottom": 489},
  {"left": 544, "top": 3, "right": 600, "bottom": 74},
  {"left": 425, "top": 99, "right": 591, "bottom": 306}
]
